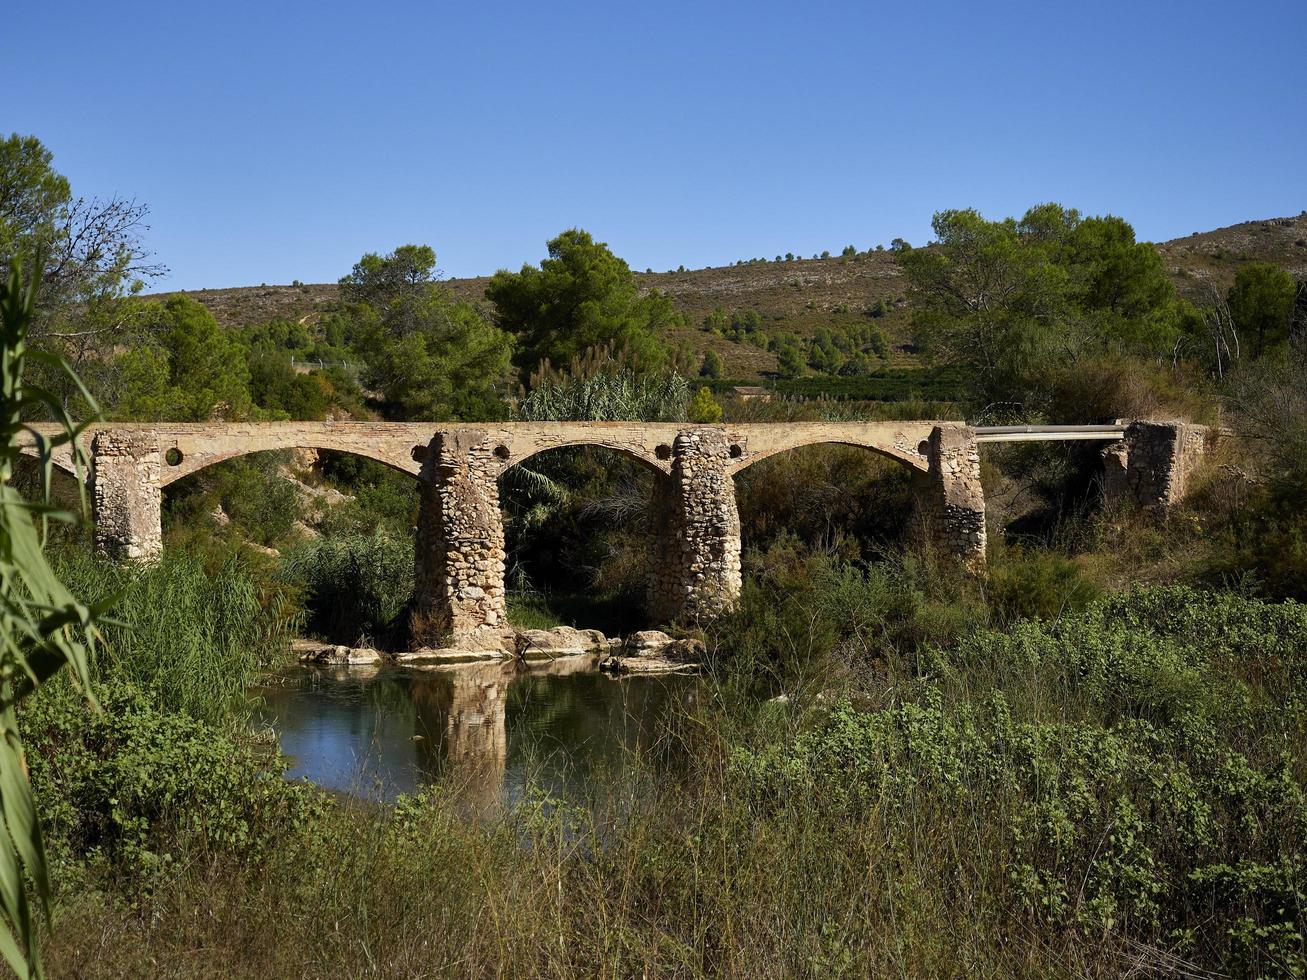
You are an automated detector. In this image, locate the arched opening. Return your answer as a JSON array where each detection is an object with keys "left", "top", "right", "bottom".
[
  {"left": 497, "top": 444, "right": 663, "bottom": 635},
  {"left": 732, "top": 442, "right": 919, "bottom": 571},
  {"left": 162, "top": 446, "right": 422, "bottom": 647}
]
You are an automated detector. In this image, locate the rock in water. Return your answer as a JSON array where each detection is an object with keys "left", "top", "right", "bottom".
[
  {"left": 297, "top": 643, "right": 382, "bottom": 665},
  {"left": 600, "top": 630, "right": 705, "bottom": 675}
]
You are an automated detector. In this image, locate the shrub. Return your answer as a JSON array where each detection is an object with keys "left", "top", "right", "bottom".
[
  {"left": 735, "top": 587, "right": 1307, "bottom": 975},
  {"left": 23, "top": 680, "right": 325, "bottom": 880},
  {"left": 985, "top": 547, "right": 1100, "bottom": 624}
]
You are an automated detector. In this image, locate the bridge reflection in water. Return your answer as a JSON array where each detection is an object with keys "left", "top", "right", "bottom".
[{"left": 254, "top": 658, "right": 698, "bottom": 807}]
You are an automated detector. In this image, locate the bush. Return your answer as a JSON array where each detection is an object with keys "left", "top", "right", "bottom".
[
  {"left": 705, "top": 549, "right": 984, "bottom": 698},
  {"left": 23, "top": 680, "right": 325, "bottom": 880},
  {"left": 985, "top": 547, "right": 1100, "bottom": 624},
  {"left": 688, "top": 386, "right": 723, "bottom": 423}
]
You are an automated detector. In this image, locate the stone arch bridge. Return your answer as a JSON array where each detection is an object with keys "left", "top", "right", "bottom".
[{"left": 17, "top": 419, "right": 1206, "bottom": 646}]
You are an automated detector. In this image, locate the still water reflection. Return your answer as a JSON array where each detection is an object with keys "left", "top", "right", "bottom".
[{"left": 253, "top": 658, "right": 698, "bottom": 805}]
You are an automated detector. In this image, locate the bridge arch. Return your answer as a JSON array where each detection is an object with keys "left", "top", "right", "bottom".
[
  {"left": 494, "top": 441, "right": 666, "bottom": 632},
  {"left": 727, "top": 437, "right": 928, "bottom": 477},
  {"left": 497, "top": 439, "right": 668, "bottom": 478},
  {"left": 722, "top": 422, "right": 936, "bottom": 478},
  {"left": 157, "top": 437, "right": 422, "bottom": 487}
]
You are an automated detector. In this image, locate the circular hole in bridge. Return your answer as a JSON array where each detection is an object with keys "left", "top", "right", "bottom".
[
  {"left": 728, "top": 443, "right": 743, "bottom": 459},
  {"left": 410, "top": 444, "right": 428, "bottom": 462},
  {"left": 655, "top": 444, "right": 672, "bottom": 461},
  {"left": 164, "top": 447, "right": 183, "bottom": 466},
  {"left": 917, "top": 440, "right": 931, "bottom": 456},
  {"left": 493, "top": 444, "right": 511, "bottom": 460}
]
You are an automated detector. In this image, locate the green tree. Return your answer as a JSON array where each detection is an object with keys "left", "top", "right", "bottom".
[
  {"left": 703, "top": 308, "right": 728, "bottom": 334},
  {"left": 0, "top": 135, "right": 68, "bottom": 269},
  {"left": 898, "top": 208, "right": 1067, "bottom": 400},
  {"left": 0, "top": 135, "right": 163, "bottom": 417},
  {"left": 336, "top": 246, "right": 513, "bottom": 420},
  {"left": 776, "top": 344, "right": 804, "bottom": 379},
  {"left": 688, "top": 386, "right": 723, "bottom": 423},
  {"left": 90, "top": 297, "right": 253, "bottom": 421},
  {"left": 359, "top": 300, "right": 512, "bottom": 420},
  {"left": 1228, "top": 262, "right": 1296, "bottom": 358},
  {"left": 0, "top": 133, "right": 161, "bottom": 319},
  {"left": 486, "top": 229, "right": 671, "bottom": 374},
  {"left": 338, "top": 244, "right": 438, "bottom": 336},
  {"left": 700, "top": 349, "right": 723, "bottom": 379},
  {"left": 898, "top": 204, "right": 1183, "bottom": 412}
]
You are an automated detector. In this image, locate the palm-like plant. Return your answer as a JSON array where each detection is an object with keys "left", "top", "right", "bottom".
[{"left": 0, "top": 258, "right": 108, "bottom": 978}]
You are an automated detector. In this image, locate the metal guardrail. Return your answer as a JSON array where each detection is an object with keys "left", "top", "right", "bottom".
[{"left": 973, "top": 424, "right": 1126, "bottom": 444}]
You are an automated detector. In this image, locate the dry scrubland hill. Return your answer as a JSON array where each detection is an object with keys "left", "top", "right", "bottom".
[{"left": 161, "top": 213, "right": 1307, "bottom": 381}]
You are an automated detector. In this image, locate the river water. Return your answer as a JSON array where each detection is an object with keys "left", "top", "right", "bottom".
[{"left": 253, "top": 658, "right": 698, "bottom": 805}]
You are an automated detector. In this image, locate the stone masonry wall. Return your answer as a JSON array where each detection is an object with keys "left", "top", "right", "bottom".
[
  {"left": 91, "top": 429, "right": 162, "bottom": 562},
  {"left": 1102, "top": 421, "right": 1208, "bottom": 508},
  {"left": 912, "top": 423, "right": 986, "bottom": 568},
  {"left": 411, "top": 431, "right": 508, "bottom": 647},
  {"left": 647, "top": 429, "right": 743, "bottom": 624}
]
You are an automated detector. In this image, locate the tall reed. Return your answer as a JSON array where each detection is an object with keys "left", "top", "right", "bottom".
[{"left": 51, "top": 549, "right": 297, "bottom": 725}]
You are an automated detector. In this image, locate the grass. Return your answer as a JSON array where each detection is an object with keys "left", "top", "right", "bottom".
[{"left": 507, "top": 593, "right": 565, "bottom": 630}]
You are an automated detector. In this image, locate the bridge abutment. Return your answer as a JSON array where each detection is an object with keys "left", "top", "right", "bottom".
[
  {"left": 1102, "top": 420, "right": 1208, "bottom": 508},
  {"left": 91, "top": 430, "right": 163, "bottom": 562},
  {"left": 913, "top": 424, "right": 987, "bottom": 568},
  {"left": 411, "top": 431, "right": 509, "bottom": 648},
  {"left": 647, "top": 428, "right": 742, "bottom": 624}
]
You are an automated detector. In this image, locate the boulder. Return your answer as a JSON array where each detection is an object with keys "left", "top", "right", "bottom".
[
  {"left": 298, "top": 643, "right": 382, "bottom": 666},
  {"left": 514, "top": 626, "right": 616, "bottom": 659},
  {"left": 600, "top": 655, "right": 701, "bottom": 676},
  {"left": 600, "top": 631, "right": 705, "bottom": 675}
]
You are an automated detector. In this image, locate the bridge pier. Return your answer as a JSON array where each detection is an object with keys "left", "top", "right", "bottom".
[
  {"left": 411, "top": 431, "right": 508, "bottom": 648},
  {"left": 91, "top": 429, "right": 163, "bottom": 562},
  {"left": 1102, "top": 420, "right": 1208, "bottom": 508},
  {"left": 913, "top": 424, "right": 987, "bottom": 568},
  {"left": 647, "top": 428, "right": 743, "bottom": 624}
]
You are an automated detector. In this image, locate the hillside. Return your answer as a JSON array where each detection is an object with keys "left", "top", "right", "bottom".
[{"left": 156, "top": 212, "right": 1307, "bottom": 382}]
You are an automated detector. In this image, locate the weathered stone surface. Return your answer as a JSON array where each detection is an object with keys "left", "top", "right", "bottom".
[
  {"left": 411, "top": 431, "right": 509, "bottom": 648},
  {"left": 1103, "top": 420, "right": 1208, "bottom": 508},
  {"left": 647, "top": 429, "right": 743, "bottom": 624},
  {"left": 31, "top": 419, "right": 1127, "bottom": 632},
  {"left": 91, "top": 429, "right": 162, "bottom": 562},
  {"left": 21, "top": 421, "right": 940, "bottom": 487},
  {"left": 912, "top": 423, "right": 987, "bottom": 569},
  {"left": 623, "top": 629, "right": 705, "bottom": 658},
  {"left": 396, "top": 626, "right": 617, "bottom": 663}
]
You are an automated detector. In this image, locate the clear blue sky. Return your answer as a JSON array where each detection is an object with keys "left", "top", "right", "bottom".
[{"left": 8, "top": 0, "right": 1305, "bottom": 291}]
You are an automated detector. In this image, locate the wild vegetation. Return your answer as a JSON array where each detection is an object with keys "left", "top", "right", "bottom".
[{"left": 2, "top": 132, "right": 1306, "bottom": 976}]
